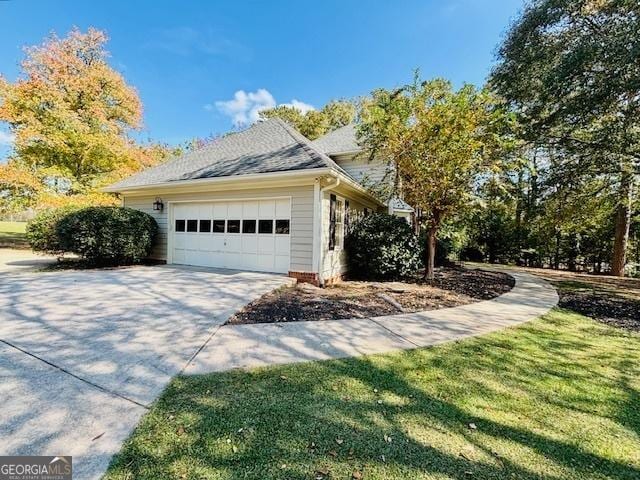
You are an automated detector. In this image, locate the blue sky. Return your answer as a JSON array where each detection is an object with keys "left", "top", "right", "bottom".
[{"left": 0, "top": 0, "right": 523, "bottom": 159}]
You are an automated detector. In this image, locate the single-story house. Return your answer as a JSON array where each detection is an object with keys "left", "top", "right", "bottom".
[{"left": 105, "top": 118, "right": 412, "bottom": 285}]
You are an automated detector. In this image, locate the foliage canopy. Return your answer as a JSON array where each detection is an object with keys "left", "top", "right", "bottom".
[
  {"left": 358, "top": 75, "right": 514, "bottom": 278},
  {"left": 260, "top": 100, "right": 356, "bottom": 140}
]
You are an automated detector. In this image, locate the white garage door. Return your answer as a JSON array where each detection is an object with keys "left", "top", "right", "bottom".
[{"left": 170, "top": 199, "right": 291, "bottom": 273}]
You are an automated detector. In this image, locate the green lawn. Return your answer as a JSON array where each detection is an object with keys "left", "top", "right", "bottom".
[
  {"left": 105, "top": 309, "right": 640, "bottom": 480},
  {"left": 0, "top": 221, "right": 27, "bottom": 247}
]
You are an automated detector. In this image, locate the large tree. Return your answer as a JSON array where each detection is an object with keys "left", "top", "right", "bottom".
[
  {"left": 0, "top": 28, "right": 174, "bottom": 213},
  {"left": 0, "top": 28, "right": 144, "bottom": 186},
  {"left": 260, "top": 99, "right": 356, "bottom": 140},
  {"left": 491, "top": 0, "right": 640, "bottom": 276},
  {"left": 358, "top": 76, "right": 512, "bottom": 280}
]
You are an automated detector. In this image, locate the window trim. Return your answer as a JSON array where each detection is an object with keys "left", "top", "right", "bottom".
[
  {"left": 258, "top": 219, "right": 274, "bottom": 234},
  {"left": 212, "top": 219, "right": 226, "bottom": 233},
  {"left": 329, "top": 194, "right": 346, "bottom": 251},
  {"left": 226, "top": 219, "right": 241, "bottom": 234},
  {"left": 275, "top": 219, "right": 290, "bottom": 235},
  {"left": 186, "top": 219, "right": 198, "bottom": 233},
  {"left": 242, "top": 219, "right": 257, "bottom": 234},
  {"left": 335, "top": 198, "right": 344, "bottom": 249},
  {"left": 199, "top": 219, "right": 212, "bottom": 233}
]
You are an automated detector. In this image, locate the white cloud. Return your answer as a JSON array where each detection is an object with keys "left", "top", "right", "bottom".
[
  {"left": 212, "top": 89, "right": 315, "bottom": 127},
  {"left": 280, "top": 99, "right": 315, "bottom": 114},
  {"left": 0, "top": 130, "right": 14, "bottom": 146},
  {"left": 214, "top": 89, "right": 276, "bottom": 126}
]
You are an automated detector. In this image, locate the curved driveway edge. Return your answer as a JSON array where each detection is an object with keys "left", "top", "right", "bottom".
[
  {"left": 185, "top": 270, "right": 559, "bottom": 374},
  {"left": 0, "top": 264, "right": 294, "bottom": 480}
]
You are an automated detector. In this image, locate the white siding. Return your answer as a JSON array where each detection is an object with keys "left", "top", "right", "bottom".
[
  {"left": 123, "top": 185, "right": 315, "bottom": 271},
  {"left": 320, "top": 191, "right": 368, "bottom": 280}
]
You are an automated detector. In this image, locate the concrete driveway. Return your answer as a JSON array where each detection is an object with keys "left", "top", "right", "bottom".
[
  {"left": 0, "top": 248, "right": 57, "bottom": 272},
  {"left": 0, "top": 260, "right": 293, "bottom": 479}
]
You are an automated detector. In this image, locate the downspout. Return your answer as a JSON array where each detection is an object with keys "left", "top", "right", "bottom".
[{"left": 317, "top": 176, "right": 340, "bottom": 286}]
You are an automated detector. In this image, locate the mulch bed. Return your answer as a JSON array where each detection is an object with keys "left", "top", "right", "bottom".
[
  {"left": 558, "top": 289, "right": 640, "bottom": 332},
  {"left": 227, "top": 266, "right": 514, "bottom": 325}
]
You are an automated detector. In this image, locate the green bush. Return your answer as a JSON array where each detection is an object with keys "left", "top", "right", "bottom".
[
  {"left": 26, "top": 206, "right": 80, "bottom": 255},
  {"left": 55, "top": 207, "right": 158, "bottom": 266},
  {"left": 345, "top": 213, "right": 420, "bottom": 280}
]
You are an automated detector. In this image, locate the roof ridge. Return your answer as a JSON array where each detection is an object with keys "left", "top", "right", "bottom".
[
  {"left": 105, "top": 117, "right": 360, "bottom": 191},
  {"left": 275, "top": 119, "right": 358, "bottom": 179},
  {"left": 276, "top": 119, "right": 332, "bottom": 165},
  {"left": 311, "top": 123, "right": 362, "bottom": 156}
]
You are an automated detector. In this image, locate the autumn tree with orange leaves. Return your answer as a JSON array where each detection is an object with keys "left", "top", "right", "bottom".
[{"left": 0, "top": 28, "right": 174, "bottom": 214}]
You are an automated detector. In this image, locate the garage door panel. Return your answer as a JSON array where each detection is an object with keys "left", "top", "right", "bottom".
[
  {"left": 275, "top": 236, "right": 290, "bottom": 256},
  {"left": 174, "top": 234, "right": 186, "bottom": 249},
  {"left": 213, "top": 203, "right": 227, "bottom": 219},
  {"left": 173, "top": 249, "right": 186, "bottom": 263},
  {"left": 210, "top": 235, "right": 225, "bottom": 252},
  {"left": 259, "top": 200, "right": 275, "bottom": 218},
  {"left": 225, "top": 236, "right": 241, "bottom": 253},
  {"left": 226, "top": 252, "right": 242, "bottom": 267},
  {"left": 184, "top": 249, "right": 201, "bottom": 266},
  {"left": 209, "top": 250, "right": 225, "bottom": 267},
  {"left": 227, "top": 202, "right": 242, "bottom": 218},
  {"left": 243, "top": 201, "right": 259, "bottom": 218},
  {"left": 275, "top": 199, "right": 290, "bottom": 217},
  {"left": 185, "top": 233, "right": 199, "bottom": 245},
  {"left": 274, "top": 255, "right": 289, "bottom": 273},
  {"left": 241, "top": 254, "right": 258, "bottom": 270},
  {"left": 171, "top": 199, "right": 290, "bottom": 274},
  {"left": 241, "top": 236, "right": 258, "bottom": 254},
  {"left": 258, "top": 236, "right": 275, "bottom": 254},
  {"left": 257, "top": 254, "right": 275, "bottom": 271},
  {"left": 197, "top": 203, "right": 212, "bottom": 218},
  {"left": 174, "top": 204, "right": 188, "bottom": 218},
  {"left": 183, "top": 204, "right": 199, "bottom": 218},
  {"left": 196, "top": 234, "right": 212, "bottom": 251}
]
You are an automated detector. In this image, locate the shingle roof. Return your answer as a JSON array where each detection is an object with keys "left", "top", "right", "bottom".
[
  {"left": 388, "top": 197, "right": 414, "bottom": 212},
  {"left": 107, "top": 118, "right": 350, "bottom": 191},
  {"left": 311, "top": 123, "right": 362, "bottom": 155}
]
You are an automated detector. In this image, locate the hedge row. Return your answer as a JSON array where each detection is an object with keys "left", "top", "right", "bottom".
[{"left": 27, "top": 206, "right": 158, "bottom": 266}]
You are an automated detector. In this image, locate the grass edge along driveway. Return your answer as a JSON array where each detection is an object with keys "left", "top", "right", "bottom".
[
  {"left": 0, "top": 221, "right": 27, "bottom": 247},
  {"left": 105, "top": 308, "right": 640, "bottom": 480}
]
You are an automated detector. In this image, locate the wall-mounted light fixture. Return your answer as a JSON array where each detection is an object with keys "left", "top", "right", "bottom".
[{"left": 152, "top": 197, "right": 164, "bottom": 212}]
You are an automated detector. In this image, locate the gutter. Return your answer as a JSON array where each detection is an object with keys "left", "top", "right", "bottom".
[
  {"left": 327, "top": 149, "right": 362, "bottom": 157},
  {"left": 326, "top": 168, "right": 382, "bottom": 207},
  {"left": 102, "top": 168, "right": 332, "bottom": 194}
]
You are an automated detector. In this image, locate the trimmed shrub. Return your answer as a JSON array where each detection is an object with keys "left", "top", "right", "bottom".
[
  {"left": 345, "top": 213, "right": 420, "bottom": 280},
  {"left": 26, "top": 206, "right": 81, "bottom": 255},
  {"left": 55, "top": 207, "right": 158, "bottom": 265}
]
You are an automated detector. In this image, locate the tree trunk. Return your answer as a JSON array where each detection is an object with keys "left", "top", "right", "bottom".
[
  {"left": 567, "top": 234, "right": 578, "bottom": 272},
  {"left": 553, "top": 230, "right": 561, "bottom": 270},
  {"left": 611, "top": 175, "right": 634, "bottom": 277},
  {"left": 425, "top": 225, "right": 437, "bottom": 282},
  {"left": 515, "top": 168, "right": 524, "bottom": 251}
]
